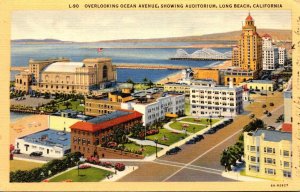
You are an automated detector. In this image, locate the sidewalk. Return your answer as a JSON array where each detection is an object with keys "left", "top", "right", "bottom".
[
  {"left": 222, "top": 171, "right": 269, "bottom": 182},
  {"left": 128, "top": 137, "right": 168, "bottom": 149}
]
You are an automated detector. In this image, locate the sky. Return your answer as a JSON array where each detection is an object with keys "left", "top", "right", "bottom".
[{"left": 12, "top": 10, "right": 291, "bottom": 42}]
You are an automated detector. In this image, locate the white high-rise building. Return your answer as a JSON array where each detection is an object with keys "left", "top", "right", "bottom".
[
  {"left": 262, "top": 34, "right": 277, "bottom": 71},
  {"left": 278, "top": 47, "right": 287, "bottom": 66},
  {"left": 190, "top": 81, "right": 243, "bottom": 118}
]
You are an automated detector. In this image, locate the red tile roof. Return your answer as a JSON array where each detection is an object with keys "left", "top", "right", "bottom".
[
  {"left": 282, "top": 123, "right": 292, "bottom": 133},
  {"left": 246, "top": 13, "right": 253, "bottom": 21},
  {"left": 70, "top": 110, "right": 143, "bottom": 132}
]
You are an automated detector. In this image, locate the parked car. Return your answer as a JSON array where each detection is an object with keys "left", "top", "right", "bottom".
[
  {"left": 267, "top": 126, "right": 276, "bottom": 130},
  {"left": 270, "top": 102, "right": 274, "bottom": 106},
  {"left": 262, "top": 104, "right": 267, "bottom": 108},
  {"left": 185, "top": 139, "right": 196, "bottom": 144},
  {"left": 29, "top": 151, "right": 43, "bottom": 157},
  {"left": 13, "top": 149, "right": 20, "bottom": 154},
  {"left": 267, "top": 112, "right": 272, "bottom": 117},
  {"left": 263, "top": 110, "right": 269, "bottom": 114},
  {"left": 249, "top": 114, "right": 255, "bottom": 119},
  {"left": 195, "top": 134, "right": 204, "bottom": 140},
  {"left": 260, "top": 93, "right": 267, "bottom": 96},
  {"left": 204, "top": 129, "right": 216, "bottom": 134}
]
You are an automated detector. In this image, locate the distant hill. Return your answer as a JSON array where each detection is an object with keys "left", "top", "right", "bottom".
[
  {"left": 11, "top": 39, "right": 72, "bottom": 43},
  {"left": 12, "top": 29, "right": 291, "bottom": 44},
  {"left": 101, "top": 29, "right": 291, "bottom": 43}
]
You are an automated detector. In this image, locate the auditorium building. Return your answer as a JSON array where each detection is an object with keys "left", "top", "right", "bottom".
[{"left": 14, "top": 57, "right": 116, "bottom": 95}]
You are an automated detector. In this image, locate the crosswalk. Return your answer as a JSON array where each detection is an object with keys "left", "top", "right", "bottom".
[{"left": 154, "top": 159, "right": 222, "bottom": 175}]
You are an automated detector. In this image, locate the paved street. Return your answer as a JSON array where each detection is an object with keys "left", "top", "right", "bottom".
[{"left": 119, "top": 92, "right": 284, "bottom": 182}]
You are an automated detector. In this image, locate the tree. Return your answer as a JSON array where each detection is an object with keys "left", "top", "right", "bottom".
[
  {"left": 126, "top": 78, "right": 135, "bottom": 85},
  {"left": 64, "top": 101, "right": 71, "bottom": 109},
  {"left": 147, "top": 80, "right": 154, "bottom": 88},
  {"left": 142, "top": 77, "right": 149, "bottom": 85}
]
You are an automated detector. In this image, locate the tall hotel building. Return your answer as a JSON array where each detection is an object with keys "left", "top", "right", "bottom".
[
  {"left": 262, "top": 34, "right": 278, "bottom": 71},
  {"left": 190, "top": 82, "right": 243, "bottom": 117},
  {"left": 14, "top": 58, "right": 116, "bottom": 95},
  {"left": 224, "top": 13, "right": 262, "bottom": 85}
]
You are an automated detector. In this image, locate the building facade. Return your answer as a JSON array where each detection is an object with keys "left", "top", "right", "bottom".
[
  {"left": 193, "top": 68, "right": 221, "bottom": 84},
  {"left": 262, "top": 34, "right": 278, "bottom": 71},
  {"left": 122, "top": 91, "right": 185, "bottom": 126},
  {"left": 164, "top": 79, "right": 216, "bottom": 95},
  {"left": 278, "top": 47, "right": 287, "bottom": 66},
  {"left": 244, "top": 129, "right": 292, "bottom": 181},
  {"left": 190, "top": 82, "right": 243, "bottom": 118},
  {"left": 14, "top": 58, "right": 116, "bottom": 95},
  {"left": 239, "top": 80, "right": 276, "bottom": 92},
  {"left": 225, "top": 13, "right": 262, "bottom": 85},
  {"left": 85, "top": 89, "right": 134, "bottom": 116},
  {"left": 70, "top": 110, "right": 143, "bottom": 158},
  {"left": 15, "top": 129, "right": 71, "bottom": 158}
]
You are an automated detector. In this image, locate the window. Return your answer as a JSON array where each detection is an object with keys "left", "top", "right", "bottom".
[
  {"left": 264, "top": 158, "right": 273, "bottom": 164},
  {"left": 283, "top": 150, "right": 290, "bottom": 157},
  {"left": 250, "top": 156, "right": 256, "bottom": 162},
  {"left": 283, "top": 161, "right": 290, "bottom": 168},
  {"left": 283, "top": 171, "right": 291, "bottom": 178},
  {"left": 265, "top": 168, "right": 276, "bottom": 175},
  {"left": 250, "top": 146, "right": 256, "bottom": 152},
  {"left": 249, "top": 165, "right": 259, "bottom": 172}
]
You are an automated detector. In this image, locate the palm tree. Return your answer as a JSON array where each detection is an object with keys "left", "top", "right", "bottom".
[{"left": 142, "top": 77, "right": 149, "bottom": 85}]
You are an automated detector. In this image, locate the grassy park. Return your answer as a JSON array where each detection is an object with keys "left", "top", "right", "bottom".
[
  {"left": 49, "top": 167, "right": 112, "bottom": 182},
  {"left": 169, "top": 121, "right": 207, "bottom": 133},
  {"left": 180, "top": 117, "right": 220, "bottom": 125},
  {"left": 124, "top": 142, "right": 162, "bottom": 156},
  {"left": 146, "top": 128, "right": 186, "bottom": 146}
]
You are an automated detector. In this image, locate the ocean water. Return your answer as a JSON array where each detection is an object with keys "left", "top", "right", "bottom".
[
  {"left": 10, "top": 111, "right": 33, "bottom": 122},
  {"left": 11, "top": 41, "right": 231, "bottom": 82}
]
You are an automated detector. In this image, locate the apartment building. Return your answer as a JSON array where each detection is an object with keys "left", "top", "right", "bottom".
[
  {"left": 244, "top": 129, "right": 292, "bottom": 181},
  {"left": 190, "top": 82, "right": 243, "bottom": 117},
  {"left": 262, "top": 34, "right": 278, "bottom": 71},
  {"left": 278, "top": 47, "right": 287, "bottom": 66},
  {"left": 122, "top": 90, "right": 185, "bottom": 126}
]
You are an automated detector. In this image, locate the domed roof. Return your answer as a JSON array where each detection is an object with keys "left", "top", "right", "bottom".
[
  {"left": 246, "top": 13, "right": 253, "bottom": 21},
  {"left": 42, "top": 62, "right": 84, "bottom": 73}
]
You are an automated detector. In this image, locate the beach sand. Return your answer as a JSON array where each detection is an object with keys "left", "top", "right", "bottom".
[
  {"left": 10, "top": 115, "right": 49, "bottom": 144},
  {"left": 155, "top": 60, "right": 232, "bottom": 84}
]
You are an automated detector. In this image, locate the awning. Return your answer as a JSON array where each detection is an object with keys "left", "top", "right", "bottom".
[{"left": 165, "top": 113, "right": 178, "bottom": 118}]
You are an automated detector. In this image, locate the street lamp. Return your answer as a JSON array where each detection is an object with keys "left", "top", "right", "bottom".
[
  {"left": 77, "top": 156, "right": 86, "bottom": 176},
  {"left": 154, "top": 137, "right": 158, "bottom": 158}
]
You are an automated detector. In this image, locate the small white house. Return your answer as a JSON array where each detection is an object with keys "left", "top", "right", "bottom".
[{"left": 15, "top": 129, "right": 71, "bottom": 158}]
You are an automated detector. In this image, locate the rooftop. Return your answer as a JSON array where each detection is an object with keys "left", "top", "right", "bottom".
[
  {"left": 70, "top": 110, "right": 143, "bottom": 132},
  {"left": 250, "top": 129, "right": 291, "bottom": 142},
  {"left": 246, "top": 80, "right": 275, "bottom": 84},
  {"left": 52, "top": 109, "right": 93, "bottom": 121},
  {"left": 88, "top": 110, "right": 131, "bottom": 124},
  {"left": 191, "top": 85, "right": 242, "bottom": 91},
  {"left": 19, "top": 129, "right": 71, "bottom": 149},
  {"left": 42, "top": 62, "right": 84, "bottom": 73}
]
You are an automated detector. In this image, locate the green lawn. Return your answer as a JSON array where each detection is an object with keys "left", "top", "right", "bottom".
[
  {"left": 180, "top": 117, "right": 220, "bottom": 125},
  {"left": 58, "top": 99, "right": 84, "bottom": 112},
  {"left": 49, "top": 167, "right": 112, "bottom": 182},
  {"left": 146, "top": 128, "right": 186, "bottom": 146},
  {"left": 169, "top": 121, "right": 207, "bottom": 133},
  {"left": 134, "top": 84, "right": 151, "bottom": 91},
  {"left": 10, "top": 160, "right": 43, "bottom": 172},
  {"left": 124, "top": 142, "right": 162, "bottom": 156}
]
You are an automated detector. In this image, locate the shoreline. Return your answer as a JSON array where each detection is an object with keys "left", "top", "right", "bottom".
[{"left": 155, "top": 60, "right": 232, "bottom": 84}]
